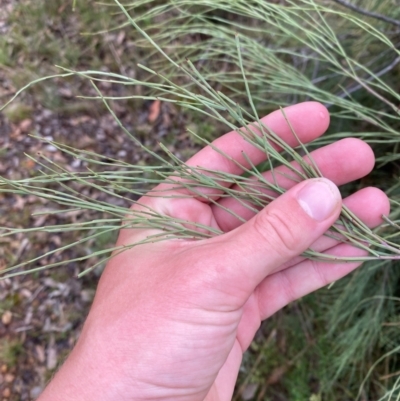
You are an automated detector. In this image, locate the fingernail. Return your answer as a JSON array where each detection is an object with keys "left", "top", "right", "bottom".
[{"left": 297, "top": 179, "right": 341, "bottom": 221}]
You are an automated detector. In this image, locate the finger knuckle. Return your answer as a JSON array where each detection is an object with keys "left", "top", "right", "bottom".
[
  {"left": 253, "top": 209, "right": 298, "bottom": 257},
  {"left": 278, "top": 270, "right": 298, "bottom": 305},
  {"left": 310, "top": 259, "right": 329, "bottom": 288}
]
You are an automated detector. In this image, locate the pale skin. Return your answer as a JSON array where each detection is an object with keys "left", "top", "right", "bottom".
[{"left": 38, "top": 102, "right": 390, "bottom": 401}]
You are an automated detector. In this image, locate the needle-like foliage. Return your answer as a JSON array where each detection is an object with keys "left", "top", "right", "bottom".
[{"left": 2, "top": 0, "right": 400, "bottom": 398}]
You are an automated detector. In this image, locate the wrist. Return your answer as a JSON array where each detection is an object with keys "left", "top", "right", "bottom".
[{"left": 37, "top": 330, "right": 132, "bottom": 401}]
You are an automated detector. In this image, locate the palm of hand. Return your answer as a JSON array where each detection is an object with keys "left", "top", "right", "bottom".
[{"left": 69, "top": 103, "right": 389, "bottom": 401}]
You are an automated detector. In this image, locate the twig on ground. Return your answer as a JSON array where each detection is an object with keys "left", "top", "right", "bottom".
[
  {"left": 325, "top": 56, "right": 400, "bottom": 107},
  {"left": 332, "top": 0, "right": 400, "bottom": 27}
]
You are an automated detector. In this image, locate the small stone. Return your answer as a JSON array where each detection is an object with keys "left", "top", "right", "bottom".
[
  {"left": 45, "top": 145, "right": 57, "bottom": 152},
  {"left": 81, "top": 289, "right": 95, "bottom": 303},
  {"left": 4, "top": 374, "right": 14, "bottom": 383},
  {"left": 20, "top": 288, "right": 32, "bottom": 299},
  {"left": 117, "top": 150, "right": 127, "bottom": 158},
  {"left": 1, "top": 311, "right": 12, "bottom": 326},
  {"left": 30, "top": 386, "right": 42, "bottom": 399},
  {"left": 0, "top": 365, "right": 7, "bottom": 374},
  {"left": 241, "top": 383, "right": 258, "bottom": 400},
  {"left": 35, "top": 345, "right": 45, "bottom": 363},
  {"left": 46, "top": 336, "right": 57, "bottom": 370},
  {"left": 2, "top": 387, "right": 10, "bottom": 398},
  {"left": 19, "top": 118, "right": 32, "bottom": 132}
]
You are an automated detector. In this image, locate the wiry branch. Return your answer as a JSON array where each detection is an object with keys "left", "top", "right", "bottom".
[
  {"left": 337, "top": 56, "right": 400, "bottom": 99},
  {"left": 332, "top": 0, "right": 400, "bottom": 27},
  {"left": 324, "top": 56, "right": 400, "bottom": 108}
]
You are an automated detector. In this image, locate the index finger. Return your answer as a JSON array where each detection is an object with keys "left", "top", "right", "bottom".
[
  {"left": 139, "top": 102, "right": 329, "bottom": 210},
  {"left": 186, "top": 101, "right": 330, "bottom": 177}
]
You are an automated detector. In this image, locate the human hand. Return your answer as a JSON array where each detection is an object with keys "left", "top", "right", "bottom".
[{"left": 38, "top": 102, "right": 389, "bottom": 401}]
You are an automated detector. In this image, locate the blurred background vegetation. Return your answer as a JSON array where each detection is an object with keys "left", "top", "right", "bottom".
[{"left": 1, "top": 0, "right": 400, "bottom": 400}]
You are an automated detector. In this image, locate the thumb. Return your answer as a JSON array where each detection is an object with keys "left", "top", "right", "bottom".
[{"left": 211, "top": 178, "right": 342, "bottom": 293}]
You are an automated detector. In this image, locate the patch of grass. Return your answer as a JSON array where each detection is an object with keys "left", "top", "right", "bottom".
[
  {"left": 0, "top": 1, "right": 137, "bottom": 112},
  {"left": 0, "top": 338, "right": 23, "bottom": 368},
  {"left": 2, "top": 102, "right": 32, "bottom": 123},
  {"left": 0, "top": 38, "right": 10, "bottom": 67},
  {"left": 5, "top": 1, "right": 111, "bottom": 69},
  {"left": 0, "top": 293, "right": 22, "bottom": 312}
]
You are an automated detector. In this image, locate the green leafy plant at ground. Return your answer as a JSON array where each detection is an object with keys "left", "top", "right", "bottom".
[
  {"left": 0, "top": 338, "right": 23, "bottom": 368},
  {"left": 2, "top": 0, "right": 400, "bottom": 399}
]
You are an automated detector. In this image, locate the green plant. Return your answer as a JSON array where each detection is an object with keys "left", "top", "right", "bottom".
[
  {"left": 0, "top": 338, "right": 23, "bottom": 368},
  {"left": 2, "top": 0, "right": 400, "bottom": 399}
]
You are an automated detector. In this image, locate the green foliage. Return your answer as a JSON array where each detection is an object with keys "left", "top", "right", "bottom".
[
  {"left": 0, "top": 338, "right": 23, "bottom": 368},
  {"left": 6, "top": 1, "right": 109, "bottom": 68},
  {"left": 2, "top": 0, "right": 400, "bottom": 399},
  {"left": 1, "top": 102, "right": 32, "bottom": 123}
]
